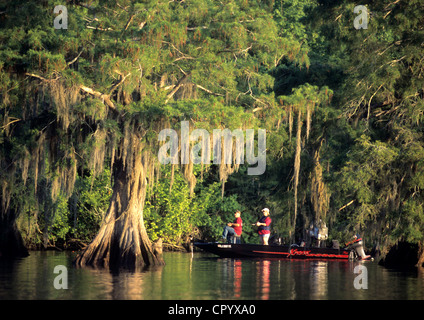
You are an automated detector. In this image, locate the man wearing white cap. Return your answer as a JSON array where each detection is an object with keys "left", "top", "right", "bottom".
[{"left": 256, "top": 208, "right": 272, "bottom": 245}]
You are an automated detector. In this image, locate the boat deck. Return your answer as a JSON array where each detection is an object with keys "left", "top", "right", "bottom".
[{"left": 194, "top": 242, "right": 351, "bottom": 260}]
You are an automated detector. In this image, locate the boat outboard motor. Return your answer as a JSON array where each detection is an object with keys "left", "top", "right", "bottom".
[
  {"left": 351, "top": 240, "right": 367, "bottom": 259},
  {"left": 347, "top": 235, "right": 372, "bottom": 260}
]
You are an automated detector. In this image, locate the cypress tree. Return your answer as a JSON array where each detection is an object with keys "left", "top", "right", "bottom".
[{"left": 0, "top": 0, "right": 305, "bottom": 267}]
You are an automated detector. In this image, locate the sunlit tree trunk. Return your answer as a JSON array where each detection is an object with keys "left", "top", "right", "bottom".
[
  {"left": 292, "top": 109, "right": 302, "bottom": 241},
  {"left": 74, "top": 142, "right": 164, "bottom": 269}
]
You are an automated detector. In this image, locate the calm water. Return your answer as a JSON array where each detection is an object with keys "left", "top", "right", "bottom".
[{"left": 0, "top": 250, "right": 423, "bottom": 300}]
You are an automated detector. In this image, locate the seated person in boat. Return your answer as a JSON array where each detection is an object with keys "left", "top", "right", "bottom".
[
  {"left": 222, "top": 210, "right": 243, "bottom": 242},
  {"left": 256, "top": 208, "right": 272, "bottom": 245}
]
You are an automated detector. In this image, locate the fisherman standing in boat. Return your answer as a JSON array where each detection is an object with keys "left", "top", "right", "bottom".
[
  {"left": 222, "top": 210, "right": 243, "bottom": 243},
  {"left": 256, "top": 208, "right": 272, "bottom": 245}
]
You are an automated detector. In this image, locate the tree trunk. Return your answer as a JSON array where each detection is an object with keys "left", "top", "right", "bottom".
[
  {"left": 0, "top": 212, "right": 29, "bottom": 258},
  {"left": 292, "top": 109, "right": 302, "bottom": 241},
  {"left": 74, "top": 148, "right": 164, "bottom": 269},
  {"left": 417, "top": 242, "right": 424, "bottom": 268}
]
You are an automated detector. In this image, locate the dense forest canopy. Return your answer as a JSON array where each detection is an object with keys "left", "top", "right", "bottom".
[{"left": 0, "top": 0, "right": 423, "bottom": 267}]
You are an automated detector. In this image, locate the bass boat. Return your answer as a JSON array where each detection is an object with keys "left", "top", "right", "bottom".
[{"left": 194, "top": 237, "right": 372, "bottom": 261}]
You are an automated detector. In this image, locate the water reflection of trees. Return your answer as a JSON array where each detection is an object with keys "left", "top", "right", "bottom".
[
  {"left": 219, "top": 258, "right": 292, "bottom": 300},
  {"left": 74, "top": 264, "right": 165, "bottom": 299},
  {"left": 216, "top": 258, "right": 372, "bottom": 300},
  {"left": 309, "top": 261, "right": 328, "bottom": 299},
  {"left": 220, "top": 258, "right": 332, "bottom": 299},
  {"left": 217, "top": 258, "right": 424, "bottom": 300},
  {"left": 4, "top": 252, "right": 424, "bottom": 299},
  {"left": 255, "top": 260, "right": 271, "bottom": 299}
]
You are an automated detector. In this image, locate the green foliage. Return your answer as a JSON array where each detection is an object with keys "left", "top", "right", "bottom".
[
  {"left": 70, "top": 169, "right": 112, "bottom": 242},
  {"left": 144, "top": 165, "right": 250, "bottom": 245},
  {"left": 144, "top": 168, "right": 192, "bottom": 243},
  {"left": 15, "top": 168, "right": 112, "bottom": 248},
  {"left": 47, "top": 193, "right": 72, "bottom": 242},
  {"left": 301, "top": 0, "right": 424, "bottom": 250},
  {"left": 2, "top": 0, "right": 424, "bottom": 255}
]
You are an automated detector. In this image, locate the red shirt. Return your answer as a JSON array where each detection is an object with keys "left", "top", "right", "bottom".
[
  {"left": 233, "top": 217, "right": 243, "bottom": 235},
  {"left": 258, "top": 216, "right": 271, "bottom": 235}
]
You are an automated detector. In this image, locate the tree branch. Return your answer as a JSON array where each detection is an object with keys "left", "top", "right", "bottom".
[
  {"left": 1, "top": 118, "right": 21, "bottom": 130},
  {"left": 123, "top": 14, "right": 135, "bottom": 31},
  {"left": 108, "top": 72, "right": 131, "bottom": 96},
  {"left": 67, "top": 47, "right": 84, "bottom": 66},
  {"left": 25, "top": 72, "right": 48, "bottom": 81},
  {"left": 25, "top": 72, "right": 120, "bottom": 114},
  {"left": 195, "top": 84, "right": 225, "bottom": 97},
  {"left": 186, "top": 26, "right": 208, "bottom": 31},
  {"left": 165, "top": 72, "right": 191, "bottom": 103},
  {"left": 86, "top": 25, "right": 114, "bottom": 31},
  {"left": 79, "top": 85, "right": 117, "bottom": 112},
  {"left": 338, "top": 200, "right": 355, "bottom": 211}
]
